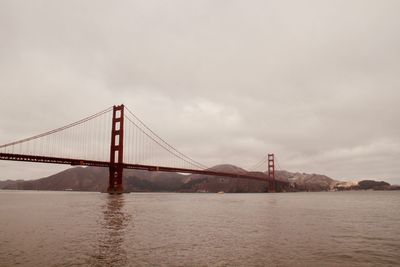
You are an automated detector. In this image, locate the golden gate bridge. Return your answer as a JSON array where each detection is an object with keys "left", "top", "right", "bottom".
[{"left": 0, "top": 105, "right": 286, "bottom": 193}]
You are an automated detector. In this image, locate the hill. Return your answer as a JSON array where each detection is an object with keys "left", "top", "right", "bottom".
[
  {"left": 1, "top": 165, "right": 395, "bottom": 192},
  {"left": 2, "top": 167, "right": 186, "bottom": 192},
  {"left": 1, "top": 164, "right": 281, "bottom": 193},
  {"left": 179, "top": 164, "right": 269, "bottom": 193},
  {"left": 276, "top": 171, "right": 338, "bottom": 191}
]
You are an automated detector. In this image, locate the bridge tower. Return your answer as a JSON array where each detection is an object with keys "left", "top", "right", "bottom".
[
  {"left": 108, "top": 105, "right": 125, "bottom": 194},
  {"left": 268, "top": 153, "right": 275, "bottom": 193}
]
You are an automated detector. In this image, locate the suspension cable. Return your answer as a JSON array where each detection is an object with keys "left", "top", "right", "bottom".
[
  {"left": 0, "top": 106, "right": 113, "bottom": 148},
  {"left": 124, "top": 107, "right": 208, "bottom": 169},
  {"left": 124, "top": 113, "right": 207, "bottom": 169}
]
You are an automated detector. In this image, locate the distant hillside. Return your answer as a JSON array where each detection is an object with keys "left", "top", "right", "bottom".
[
  {"left": 276, "top": 170, "right": 337, "bottom": 191},
  {"left": 1, "top": 165, "right": 395, "bottom": 192},
  {"left": 0, "top": 180, "right": 23, "bottom": 189},
  {"left": 358, "top": 180, "right": 390, "bottom": 190},
  {"left": 1, "top": 164, "right": 280, "bottom": 193},
  {"left": 335, "top": 179, "right": 394, "bottom": 191},
  {"left": 2, "top": 167, "right": 186, "bottom": 192},
  {"left": 179, "top": 164, "right": 269, "bottom": 193}
]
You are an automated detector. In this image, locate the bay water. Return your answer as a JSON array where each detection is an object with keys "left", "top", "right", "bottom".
[{"left": 0, "top": 191, "right": 399, "bottom": 266}]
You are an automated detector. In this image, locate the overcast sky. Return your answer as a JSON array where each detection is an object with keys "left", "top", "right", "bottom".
[{"left": 1, "top": 0, "right": 399, "bottom": 184}]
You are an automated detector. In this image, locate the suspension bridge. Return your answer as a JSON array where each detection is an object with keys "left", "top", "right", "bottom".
[{"left": 0, "top": 105, "right": 287, "bottom": 194}]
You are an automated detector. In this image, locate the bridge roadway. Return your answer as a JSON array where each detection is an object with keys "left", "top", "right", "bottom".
[{"left": 0, "top": 152, "right": 276, "bottom": 182}]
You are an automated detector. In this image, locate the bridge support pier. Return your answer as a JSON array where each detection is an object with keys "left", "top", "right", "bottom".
[
  {"left": 108, "top": 165, "right": 124, "bottom": 194},
  {"left": 108, "top": 105, "right": 125, "bottom": 194}
]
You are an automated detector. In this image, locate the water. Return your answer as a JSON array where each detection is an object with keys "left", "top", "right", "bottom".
[{"left": 0, "top": 191, "right": 399, "bottom": 266}]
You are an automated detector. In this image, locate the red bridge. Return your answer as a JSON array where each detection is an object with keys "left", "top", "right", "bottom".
[{"left": 0, "top": 105, "right": 286, "bottom": 194}]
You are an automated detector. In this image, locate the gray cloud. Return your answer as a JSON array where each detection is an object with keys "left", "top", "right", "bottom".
[{"left": 1, "top": 0, "right": 399, "bottom": 183}]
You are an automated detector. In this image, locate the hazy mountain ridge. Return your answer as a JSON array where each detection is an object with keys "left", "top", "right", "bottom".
[
  {"left": 180, "top": 164, "right": 268, "bottom": 193},
  {"left": 335, "top": 179, "right": 399, "bottom": 191},
  {"left": 0, "top": 165, "right": 396, "bottom": 192},
  {"left": 276, "top": 171, "right": 337, "bottom": 191},
  {"left": 1, "top": 167, "right": 187, "bottom": 192}
]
